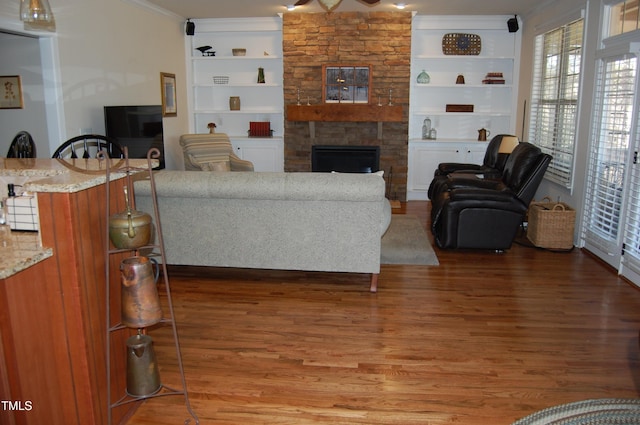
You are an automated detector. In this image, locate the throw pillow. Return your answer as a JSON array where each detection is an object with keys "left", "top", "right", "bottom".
[{"left": 199, "top": 161, "right": 231, "bottom": 172}]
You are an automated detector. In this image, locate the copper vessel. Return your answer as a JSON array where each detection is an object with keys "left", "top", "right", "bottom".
[
  {"left": 109, "top": 186, "right": 152, "bottom": 250},
  {"left": 126, "top": 333, "right": 161, "bottom": 397},
  {"left": 478, "top": 128, "right": 491, "bottom": 141},
  {"left": 120, "top": 256, "right": 162, "bottom": 328}
]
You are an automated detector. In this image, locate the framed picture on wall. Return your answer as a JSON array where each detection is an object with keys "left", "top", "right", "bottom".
[
  {"left": 160, "top": 72, "right": 177, "bottom": 117},
  {"left": 322, "top": 65, "right": 371, "bottom": 104},
  {"left": 0, "top": 75, "right": 24, "bottom": 109}
]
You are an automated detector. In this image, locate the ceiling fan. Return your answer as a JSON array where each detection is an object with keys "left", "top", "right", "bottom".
[{"left": 294, "top": 0, "right": 380, "bottom": 12}]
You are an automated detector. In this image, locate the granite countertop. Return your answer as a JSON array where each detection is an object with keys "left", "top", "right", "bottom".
[
  {"left": 0, "top": 231, "right": 53, "bottom": 279},
  {"left": 0, "top": 157, "right": 156, "bottom": 279},
  {"left": 0, "top": 157, "right": 155, "bottom": 193}
]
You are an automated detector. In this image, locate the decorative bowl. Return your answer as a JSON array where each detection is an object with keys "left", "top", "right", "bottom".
[{"left": 232, "top": 48, "right": 246, "bottom": 56}]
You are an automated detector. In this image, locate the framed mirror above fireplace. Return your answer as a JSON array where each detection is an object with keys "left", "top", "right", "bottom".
[{"left": 322, "top": 64, "right": 372, "bottom": 104}]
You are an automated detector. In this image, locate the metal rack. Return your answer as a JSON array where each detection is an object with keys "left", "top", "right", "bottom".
[{"left": 103, "top": 148, "right": 199, "bottom": 425}]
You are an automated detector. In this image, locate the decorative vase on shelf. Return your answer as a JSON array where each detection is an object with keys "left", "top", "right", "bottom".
[
  {"left": 417, "top": 69, "right": 430, "bottom": 84},
  {"left": 229, "top": 96, "right": 241, "bottom": 111},
  {"left": 257, "top": 67, "right": 265, "bottom": 84}
]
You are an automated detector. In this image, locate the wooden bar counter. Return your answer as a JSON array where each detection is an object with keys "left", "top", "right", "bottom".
[{"left": 0, "top": 158, "right": 151, "bottom": 425}]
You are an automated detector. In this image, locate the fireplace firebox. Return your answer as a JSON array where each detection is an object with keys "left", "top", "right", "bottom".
[{"left": 311, "top": 145, "right": 380, "bottom": 173}]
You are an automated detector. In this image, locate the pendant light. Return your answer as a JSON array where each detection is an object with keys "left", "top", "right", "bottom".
[
  {"left": 318, "top": 0, "right": 342, "bottom": 11},
  {"left": 20, "top": 0, "right": 53, "bottom": 23}
]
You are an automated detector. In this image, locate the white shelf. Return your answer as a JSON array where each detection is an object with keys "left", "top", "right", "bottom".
[
  {"left": 194, "top": 108, "right": 283, "bottom": 114},
  {"left": 409, "top": 14, "right": 521, "bottom": 141},
  {"left": 409, "top": 137, "right": 491, "bottom": 144},
  {"left": 414, "top": 55, "right": 515, "bottom": 60},
  {"left": 195, "top": 83, "right": 282, "bottom": 88},
  {"left": 412, "top": 110, "right": 511, "bottom": 116},
  {"left": 413, "top": 83, "right": 512, "bottom": 89},
  {"left": 192, "top": 56, "right": 282, "bottom": 61}
]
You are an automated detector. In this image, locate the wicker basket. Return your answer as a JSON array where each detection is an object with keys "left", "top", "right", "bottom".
[
  {"left": 527, "top": 200, "right": 576, "bottom": 249},
  {"left": 442, "top": 33, "right": 481, "bottom": 55},
  {"left": 213, "top": 76, "right": 229, "bottom": 84}
]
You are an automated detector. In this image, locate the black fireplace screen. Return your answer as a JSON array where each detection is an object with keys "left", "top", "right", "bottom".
[{"left": 312, "top": 145, "right": 380, "bottom": 173}]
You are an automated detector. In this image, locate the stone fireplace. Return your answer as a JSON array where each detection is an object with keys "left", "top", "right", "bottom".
[{"left": 282, "top": 11, "right": 412, "bottom": 201}]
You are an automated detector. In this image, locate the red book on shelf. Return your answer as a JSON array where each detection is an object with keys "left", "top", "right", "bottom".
[{"left": 249, "top": 122, "right": 271, "bottom": 137}]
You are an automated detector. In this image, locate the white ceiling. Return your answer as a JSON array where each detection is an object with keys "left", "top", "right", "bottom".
[{"left": 144, "top": 0, "right": 545, "bottom": 19}]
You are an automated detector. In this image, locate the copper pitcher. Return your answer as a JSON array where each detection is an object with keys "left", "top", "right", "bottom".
[
  {"left": 126, "top": 333, "right": 161, "bottom": 397},
  {"left": 121, "top": 256, "right": 162, "bottom": 328},
  {"left": 478, "top": 128, "right": 491, "bottom": 141}
]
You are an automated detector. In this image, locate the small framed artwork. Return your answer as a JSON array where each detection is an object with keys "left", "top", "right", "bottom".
[
  {"left": 0, "top": 75, "right": 24, "bottom": 109},
  {"left": 322, "top": 64, "right": 372, "bottom": 104},
  {"left": 160, "top": 72, "right": 177, "bottom": 117}
]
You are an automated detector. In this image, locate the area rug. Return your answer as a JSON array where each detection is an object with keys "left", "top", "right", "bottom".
[
  {"left": 380, "top": 215, "right": 439, "bottom": 266},
  {"left": 512, "top": 398, "right": 640, "bottom": 425}
]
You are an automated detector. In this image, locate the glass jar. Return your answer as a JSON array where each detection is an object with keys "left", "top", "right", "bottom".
[
  {"left": 429, "top": 128, "right": 437, "bottom": 140},
  {"left": 422, "top": 118, "right": 432, "bottom": 139}
]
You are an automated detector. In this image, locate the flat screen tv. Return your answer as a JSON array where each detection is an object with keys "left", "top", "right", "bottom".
[{"left": 104, "top": 105, "right": 165, "bottom": 169}]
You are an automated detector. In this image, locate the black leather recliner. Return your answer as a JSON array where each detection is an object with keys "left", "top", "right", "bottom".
[
  {"left": 430, "top": 142, "right": 552, "bottom": 250},
  {"left": 427, "top": 134, "right": 518, "bottom": 199}
]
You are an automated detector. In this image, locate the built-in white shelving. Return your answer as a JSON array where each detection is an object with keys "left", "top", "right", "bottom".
[
  {"left": 407, "top": 15, "right": 521, "bottom": 200},
  {"left": 186, "top": 17, "right": 284, "bottom": 171}
]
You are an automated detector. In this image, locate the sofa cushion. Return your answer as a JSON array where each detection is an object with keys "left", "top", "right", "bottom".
[{"left": 140, "top": 171, "right": 386, "bottom": 203}]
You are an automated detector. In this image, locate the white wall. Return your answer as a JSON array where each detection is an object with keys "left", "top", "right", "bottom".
[
  {"left": 0, "top": 0, "right": 189, "bottom": 169},
  {"left": 0, "top": 33, "right": 49, "bottom": 158}
]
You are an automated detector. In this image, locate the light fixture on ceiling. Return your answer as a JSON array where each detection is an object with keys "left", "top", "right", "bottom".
[
  {"left": 20, "top": 0, "right": 53, "bottom": 23},
  {"left": 395, "top": 2, "right": 406, "bottom": 9},
  {"left": 286, "top": 4, "right": 296, "bottom": 11},
  {"left": 318, "top": 0, "right": 342, "bottom": 11},
  {"left": 295, "top": 0, "right": 380, "bottom": 11}
]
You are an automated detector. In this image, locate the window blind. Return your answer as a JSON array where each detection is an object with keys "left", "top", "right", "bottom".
[{"left": 528, "top": 19, "right": 584, "bottom": 188}]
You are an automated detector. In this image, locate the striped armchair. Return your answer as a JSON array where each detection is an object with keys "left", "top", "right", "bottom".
[{"left": 179, "top": 133, "right": 254, "bottom": 172}]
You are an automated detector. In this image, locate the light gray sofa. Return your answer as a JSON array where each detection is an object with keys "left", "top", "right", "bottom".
[{"left": 134, "top": 171, "right": 391, "bottom": 292}]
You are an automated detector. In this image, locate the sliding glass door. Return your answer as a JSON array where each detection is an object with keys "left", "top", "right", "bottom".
[{"left": 583, "top": 53, "right": 640, "bottom": 284}]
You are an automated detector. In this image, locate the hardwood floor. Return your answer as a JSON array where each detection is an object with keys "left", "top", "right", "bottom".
[{"left": 126, "top": 201, "right": 640, "bottom": 425}]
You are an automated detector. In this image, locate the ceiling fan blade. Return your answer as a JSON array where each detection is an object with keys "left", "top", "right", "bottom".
[
  {"left": 295, "top": 0, "right": 312, "bottom": 5},
  {"left": 360, "top": 0, "right": 380, "bottom": 3}
]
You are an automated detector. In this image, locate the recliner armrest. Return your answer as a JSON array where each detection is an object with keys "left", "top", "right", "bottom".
[
  {"left": 436, "top": 162, "right": 485, "bottom": 175},
  {"left": 444, "top": 188, "right": 528, "bottom": 214}
]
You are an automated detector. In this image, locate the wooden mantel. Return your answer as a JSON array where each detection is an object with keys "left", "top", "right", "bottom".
[{"left": 287, "top": 104, "right": 404, "bottom": 139}]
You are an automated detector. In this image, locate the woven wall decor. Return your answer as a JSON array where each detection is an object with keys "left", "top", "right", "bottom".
[{"left": 442, "top": 33, "right": 481, "bottom": 55}]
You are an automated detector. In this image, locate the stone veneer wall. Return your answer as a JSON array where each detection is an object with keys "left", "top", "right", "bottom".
[{"left": 283, "top": 11, "right": 412, "bottom": 201}]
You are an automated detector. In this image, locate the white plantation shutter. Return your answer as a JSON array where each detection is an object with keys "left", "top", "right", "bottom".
[
  {"left": 621, "top": 83, "right": 640, "bottom": 277},
  {"left": 528, "top": 19, "right": 584, "bottom": 188},
  {"left": 583, "top": 55, "right": 637, "bottom": 257}
]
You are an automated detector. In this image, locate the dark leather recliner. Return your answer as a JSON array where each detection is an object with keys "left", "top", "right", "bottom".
[
  {"left": 430, "top": 142, "right": 552, "bottom": 250},
  {"left": 427, "top": 134, "right": 518, "bottom": 199}
]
